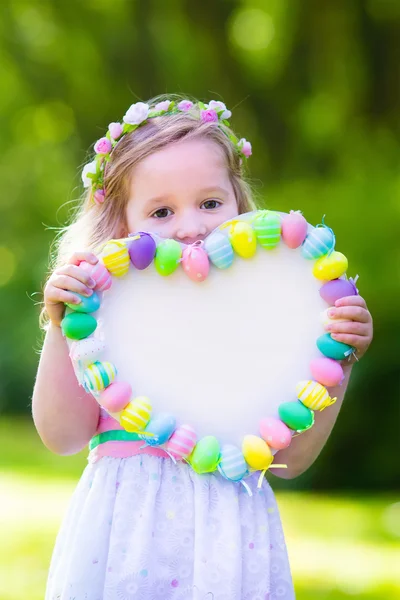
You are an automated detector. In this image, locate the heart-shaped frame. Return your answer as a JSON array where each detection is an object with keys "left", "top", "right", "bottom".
[{"left": 63, "top": 210, "right": 357, "bottom": 488}]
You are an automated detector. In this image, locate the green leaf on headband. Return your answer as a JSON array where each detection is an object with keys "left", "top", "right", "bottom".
[
  {"left": 105, "top": 131, "right": 112, "bottom": 141},
  {"left": 198, "top": 101, "right": 206, "bottom": 110},
  {"left": 169, "top": 101, "right": 175, "bottom": 111},
  {"left": 222, "top": 119, "right": 230, "bottom": 127}
]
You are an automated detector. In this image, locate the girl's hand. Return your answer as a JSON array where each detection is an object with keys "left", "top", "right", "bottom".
[
  {"left": 44, "top": 251, "right": 98, "bottom": 327},
  {"left": 324, "top": 295, "right": 373, "bottom": 362}
]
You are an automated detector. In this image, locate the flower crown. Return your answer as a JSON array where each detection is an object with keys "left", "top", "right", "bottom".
[{"left": 81, "top": 99, "right": 252, "bottom": 205}]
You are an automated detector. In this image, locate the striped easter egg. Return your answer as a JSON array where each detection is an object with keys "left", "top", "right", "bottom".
[
  {"left": 204, "top": 230, "right": 234, "bottom": 269},
  {"left": 101, "top": 240, "right": 130, "bottom": 277},
  {"left": 120, "top": 396, "right": 152, "bottom": 432},
  {"left": 83, "top": 361, "right": 117, "bottom": 392},
  {"left": 296, "top": 380, "right": 336, "bottom": 411},
  {"left": 253, "top": 211, "right": 281, "bottom": 249},
  {"left": 301, "top": 225, "right": 335, "bottom": 260},
  {"left": 79, "top": 260, "right": 112, "bottom": 291},
  {"left": 218, "top": 444, "right": 248, "bottom": 481},
  {"left": 165, "top": 424, "right": 197, "bottom": 460}
]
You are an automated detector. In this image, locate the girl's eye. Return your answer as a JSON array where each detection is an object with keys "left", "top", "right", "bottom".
[
  {"left": 152, "top": 208, "right": 172, "bottom": 219},
  {"left": 201, "top": 199, "right": 221, "bottom": 210}
]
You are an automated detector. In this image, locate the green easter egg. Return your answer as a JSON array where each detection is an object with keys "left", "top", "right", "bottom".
[
  {"left": 154, "top": 239, "right": 182, "bottom": 276},
  {"left": 253, "top": 211, "right": 281, "bottom": 249},
  {"left": 278, "top": 401, "right": 314, "bottom": 432},
  {"left": 61, "top": 312, "right": 97, "bottom": 340},
  {"left": 316, "top": 333, "right": 354, "bottom": 360},
  {"left": 66, "top": 292, "right": 100, "bottom": 314},
  {"left": 190, "top": 436, "right": 220, "bottom": 474}
]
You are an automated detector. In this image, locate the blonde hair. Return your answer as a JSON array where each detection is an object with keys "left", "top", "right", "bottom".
[{"left": 41, "top": 95, "right": 257, "bottom": 326}]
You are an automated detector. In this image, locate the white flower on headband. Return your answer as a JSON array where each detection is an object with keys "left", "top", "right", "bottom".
[
  {"left": 207, "top": 100, "right": 232, "bottom": 120},
  {"left": 81, "top": 160, "right": 97, "bottom": 188},
  {"left": 155, "top": 100, "right": 172, "bottom": 112},
  {"left": 123, "top": 102, "right": 149, "bottom": 125}
]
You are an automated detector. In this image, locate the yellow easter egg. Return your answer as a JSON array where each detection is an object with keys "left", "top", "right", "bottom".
[
  {"left": 230, "top": 222, "right": 257, "bottom": 258},
  {"left": 242, "top": 435, "right": 273, "bottom": 470},
  {"left": 313, "top": 251, "right": 348, "bottom": 281},
  {"left": 296, "top": 380, "right": 335, "bottom": 411},
  {"left": 120, "top": 396, "right": 152, "bottom": 432},
  {"left": 101, "top": 240, "right": 130, "bottom": 277}
]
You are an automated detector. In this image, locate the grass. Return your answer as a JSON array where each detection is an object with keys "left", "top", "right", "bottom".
[{"left": 1, "top": 418, "right": 400, "bottom": 600}]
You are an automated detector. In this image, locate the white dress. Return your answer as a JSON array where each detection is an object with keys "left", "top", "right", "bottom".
[{"left": 45, "top": 450, "right": 295, "bottom": 600}]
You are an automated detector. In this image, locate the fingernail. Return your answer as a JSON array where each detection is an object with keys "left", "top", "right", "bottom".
[
  {"left": 88, "top": 278, "right": 96, "bottom": 288},
  {"left": 328, "top": 309, "right": 335, "bottom": 317},
  {"left": 84, "top": 288, "right": 93, "bottom": 296},
  {"left": 325, "top": 324, "right": 332, "bottom": 331}
]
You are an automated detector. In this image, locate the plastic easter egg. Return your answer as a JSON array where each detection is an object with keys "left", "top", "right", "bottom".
[
  {"left": 296, "top": 380, "right": 336, "bottom": 411},
  {"left": 79, "top": 260, "right": 112, "bottom": 292},
  {"left": 69, "top": 337, "right": 106, "bottom": 366},
  {"left": 252, "top": 211, "right": 281, "bottom": 249},
  {"left": 165, "top": 424, "right": 197, "bottom": 460},
  {"left": 204, "top": 229, "right": 234, "bottom": 269},
  {"left": 278, "top": 402, "right": 314, "bottom": 432},
  {"left": 140, "top": 413, "right": 176, "bottom": 446},
  {"left": 316, "top": 333, "right": 354, "bottom": 360},
  {"left": 242, "top": 435, "right": 273, "bottom": 471},
  {"left": 301, "top": 225, "right": 335, "bottom": 260},
  {"left": 229, "top": 221, "right": 257, "bottom": 258},
  {"left": 182, "top": 244, "right": 210, "bottom": 282},
  {"left": 66, "top": 291, "right": 100, "bottom": 313},
  {"left": 218, "top": 444, "right": 248, "bottom": 481},
  {"left": 259, "top": 417, "right": 292, "bottom": 450},
  {"left": 120, "top": 396, "right": 152, "bottom": 432},
  {"left": 98, "top": 381, "right": 132, "bottom": 412},
  {"left": 101, "top": 240, "right": 130, "bottom": 277},
  {"left": 128, "top": 232, "right": 156, "bottom": 270},
  {"left": 154, "top": 239, "right": 182, "bottom": 276},
  {"left": 313, "top": 251, "right": 348, "bottom": 281},
  {"left": 61, "top": 312, "right": 97, "bottom": 340},
  {"left": 320, "top": 278, "right": 358, "bottom": 305},
  {"left": 310, "top": 357, "right": 344, "bottom": 387},
  {"left": 281, "top": 210, "right": 308, "bottom": 249},
  {"left": 83, "top": 361, "right": 117, "bottom": 392},
  {"left": 190, "top": 436, "right": 220, "bottom": 474}
]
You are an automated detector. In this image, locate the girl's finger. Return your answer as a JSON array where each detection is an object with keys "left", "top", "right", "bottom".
[
  {"left": 46, "top": 290, "right": 82, "bottom": 306},
  {"left": 335, "top": 295, "right": 367, "bottom": 308},
  {"left": 330, "top": 333, "right": 366, "bottom": 348},
  {"left": 49, "top": 275, "right": 93, "bottom": 297},
  {"left": 54, "top": 264, "right": 96, "bottom": 287},
  {"left": 325, "top": 321, "right": 369, "bottom": 336},
  {"left": 327, "top": 306, "right": 370, "bottom": 323},
  {"left": 67, "top": 251, "right": 98, "bottom": 266}
]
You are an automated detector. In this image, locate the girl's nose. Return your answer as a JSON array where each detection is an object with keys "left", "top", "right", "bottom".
[{"left": 175, "top": 215, "right": 207, "bottom": 244}]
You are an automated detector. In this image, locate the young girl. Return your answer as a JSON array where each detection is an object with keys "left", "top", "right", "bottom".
[{"left": 33, "top": 96, "right": 373, "bottom": 600}]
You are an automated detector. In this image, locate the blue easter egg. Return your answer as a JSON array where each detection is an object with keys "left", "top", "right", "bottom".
[
  {"left": 316, "top": 333, "right": 354, "bottom": 360},
  {"left": 301, "top": 226, "right": 335, "bottom": 260},
  {"left": 218, "top": 444, "right": 248, "bottom": 481},
  {"left": 66, "top": 291, "right": 100, "bottom": 313},
  {"left": 204, "top": 230, "right": 234, "bottom": 269},
  {"left": 139, "top": 413, "right": 176, "bottom": 446}
]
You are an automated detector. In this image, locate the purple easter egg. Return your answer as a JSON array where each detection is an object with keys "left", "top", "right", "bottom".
[
  {"left": 128, "top": 232, "right": 156, "bottom": 270},
  {"left": 319, "top": 278, "right": 358, "bottom": 305}
]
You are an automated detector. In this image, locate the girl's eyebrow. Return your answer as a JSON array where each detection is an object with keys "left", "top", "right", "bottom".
[{"left": 145, "top": 186, "right": 230, "bottom": 207}]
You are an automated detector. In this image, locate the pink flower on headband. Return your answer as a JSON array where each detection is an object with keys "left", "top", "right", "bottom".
[
  {"left": 94, "top": 137, "right": 112, "bottom": 154},
  {"left": 200, "top": 109, "right": 218, "bottom": 124},
  {"left": 93, "top": 189, "right": 105, "bottom": 204},
  {"left": 108, "top": 122, "right": 123, "bottom": 140},
  {"left": 123, "top": 102, "right": 149, "bottom": 125},
  {"left": 239, "top": 138, "right": 252, "bottom": 158},
  {"left": 155, "top": 100, "right": 171, "bottom": 112},
  {"left": 208, "top": 100, "right": 232, "bottom": 120},
  {"left": 178, "top": 100, "right": 193, "bottom": 112}
]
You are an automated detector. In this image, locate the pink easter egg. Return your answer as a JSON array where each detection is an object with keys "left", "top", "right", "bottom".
[
  {"left": 98, "top": 381, "right": 132, "bottom": 412},
  {"left": 259, "top": 417, "right": 292, "bottom": 450},
  {"left": 281, "top": 211, "right": 308, "bottom": 249},
  {"left": 182, "top": 244, "right": 210, "bottom": 282},
  {"left": 80, "top": 260, "right": 112, "bottom": 292},
  {"left": 310, "top": 357, "right": 344, "bottom": 387},
  {"left": 165, "top": 424, "right": 197, "bottom": 460}
]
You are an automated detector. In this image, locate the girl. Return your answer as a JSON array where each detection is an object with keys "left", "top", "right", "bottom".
[{"left": 33, "top": 96, "right": 373, "bottom": 600}]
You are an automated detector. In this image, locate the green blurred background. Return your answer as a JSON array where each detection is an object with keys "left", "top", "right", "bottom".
[{"left": 0, "top": 0, "right": 399, "bottom": 599}]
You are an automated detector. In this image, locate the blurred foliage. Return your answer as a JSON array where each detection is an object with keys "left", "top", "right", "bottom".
[{"left": 0, "top": 0, "right": 399, "bottom": 490}]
